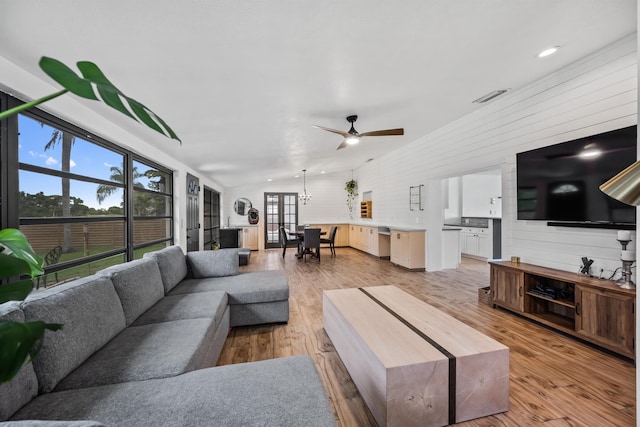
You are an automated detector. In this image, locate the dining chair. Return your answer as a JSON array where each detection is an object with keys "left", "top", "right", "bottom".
[
  {"left": 279, "top": 226, "right": 300, "bottom": 259},
  {"left": 301, "top": 228, "right": 321, "bottom": 262},
  {"left": 320, "top": 226, "right": 338, "bottom": 257},
  {"left": 36, "top": 245, "right": 62, "bottom": 289}
]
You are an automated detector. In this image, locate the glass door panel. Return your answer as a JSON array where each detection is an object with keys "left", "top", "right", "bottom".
[{"left": 264, "top": 192, "right": 298, "bottom": 248}]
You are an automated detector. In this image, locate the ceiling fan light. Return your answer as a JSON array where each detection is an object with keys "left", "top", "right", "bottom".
[
  {"left": 346, "top": 136, "right": 360, "bottom": 145},
  {"left": 538, "top": 46, "right": 560, "bottom": 58}
]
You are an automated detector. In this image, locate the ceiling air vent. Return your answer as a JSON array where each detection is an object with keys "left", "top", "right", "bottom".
[{"left": 472, "top": 89, "right": 508, "bottom": 104}]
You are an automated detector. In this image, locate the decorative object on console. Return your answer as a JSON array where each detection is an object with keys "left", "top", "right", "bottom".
[
  {"left": 618, "top": 249, "right": 635, "bottom": 289},
  {"left": 579, "top": 257, "right": 594, "bottom": 276},
  {"left": 299, "top": 169, "right": 312, "bottom": 205}
]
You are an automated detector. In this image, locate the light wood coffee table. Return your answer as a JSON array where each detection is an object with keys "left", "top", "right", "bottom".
[{"left": 323, "top": 285, "right": 509, "bottom": 427}]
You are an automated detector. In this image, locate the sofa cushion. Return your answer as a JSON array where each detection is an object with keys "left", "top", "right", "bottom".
[
  {"left": 21, "top": 276, "right": 126, "bottom": 394},
  {"left": 0, "top": 302, "right": 39, "bottom": 421},
  {"left": 169, "top": 270, "right": 289, "bottom": 304},
  {"left": 142, "top": 245, "right": 188, "bottom": 294},
  {"left": 97, "top": 258, "right": 164, "bottom": 326},
  {"left": 186, "top": 248, "right": 239, "bottom": 278},
  {"left": 11, "top": 356, "right": 336, "bottom": 427},
  {"left": 54, "top": 318, "right": 215, "bottom": 391},
  {"left": 131, "top": 291, "right": 228, "bottom": 327}
]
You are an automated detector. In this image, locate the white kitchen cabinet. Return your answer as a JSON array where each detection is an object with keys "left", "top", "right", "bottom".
[{"left": 460, "top": 227, "right": 491, "bottom": 259}]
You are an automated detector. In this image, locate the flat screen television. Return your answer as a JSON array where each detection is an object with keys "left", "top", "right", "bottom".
[{"left": 516, "top": 125, "right": 637, "bottom": 228}]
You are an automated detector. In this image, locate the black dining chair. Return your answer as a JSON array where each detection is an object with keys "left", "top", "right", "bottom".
[
  {"left": 320, "top": 226, "right": 338, "bottom": 257},
  {"left": 279, "top": 226, "right": 300, "bottom": 259},
  {"left": 301, "top": 228, "right": 321, "bottom": 262}
]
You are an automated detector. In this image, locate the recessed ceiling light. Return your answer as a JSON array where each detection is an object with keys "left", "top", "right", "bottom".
[
  {"left": 538, "top": 46, "right": 560, "bottom": 58},
  {"left": 294, "top": 174, "right": 300, "bottom": 178},
  {"left": 321, "top": 171, "right": 326, "bottom": 174},
  {"left": 267, "top": 178, "right": 272, "bottom": 182}
]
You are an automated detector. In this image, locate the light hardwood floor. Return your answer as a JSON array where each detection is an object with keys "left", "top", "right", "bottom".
[{"left": 217, "top": 247, "right": 636, "bottom": 426}]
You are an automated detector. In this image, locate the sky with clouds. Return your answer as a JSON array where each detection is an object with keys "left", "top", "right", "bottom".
[{"left": 18, "top": 114, "right": 124, "bottom": 210}]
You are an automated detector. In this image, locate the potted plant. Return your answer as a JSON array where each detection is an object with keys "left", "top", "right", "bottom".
[{"left": 345, "top": 179, "right": 358, "bottom": 219}]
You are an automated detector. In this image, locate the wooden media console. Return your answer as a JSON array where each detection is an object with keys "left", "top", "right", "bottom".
[
  {"left": 323, "top": 285, "right": 509, "bottom": 427},
  {"left": 489, "top": 260, "right": 636, "bottom": 360}
]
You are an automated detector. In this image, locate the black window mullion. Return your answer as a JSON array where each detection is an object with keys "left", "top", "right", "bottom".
[
  {"left": 3, "top": 96, "right": 20, "bottom": 229},
  {"left": 19, "top": 163, "right": 126, "bottom": 189}
]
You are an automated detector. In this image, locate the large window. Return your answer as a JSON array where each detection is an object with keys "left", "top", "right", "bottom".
[{"left": 1, "top": 93, "right": 174, "bottom": 287}]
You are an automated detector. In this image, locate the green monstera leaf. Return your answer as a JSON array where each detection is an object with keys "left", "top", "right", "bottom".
[
  {"left": 0, "top": 228, "right": 44, "bottom": 278},
  {"left": 0, "top": 320, "right": 62, "bottom": 383},
  {"left": 0, "top": 228, "right": 62, "bottom": 384},
  {"left": 0, "top": 57, "right": 180, "bottom": 143}
]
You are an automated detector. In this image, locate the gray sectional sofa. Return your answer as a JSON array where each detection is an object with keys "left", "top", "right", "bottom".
[{"left": 0, "top": 246, "right": 336, "bottom": 426}]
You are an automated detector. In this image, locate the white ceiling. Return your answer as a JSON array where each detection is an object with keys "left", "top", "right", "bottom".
[{"left": 0, "top": 1, "right": 636, "bottom": 188}]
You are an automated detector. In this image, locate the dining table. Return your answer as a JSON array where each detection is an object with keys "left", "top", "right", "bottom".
[{"left": 288, "top": 229, "right": 326, "bottom": 259}]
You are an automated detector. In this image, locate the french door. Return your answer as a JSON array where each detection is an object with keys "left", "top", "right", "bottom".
[
  {"left": 186, "top": 174, "right": 200, "bottom": 252},
  {"left": 264, "top": 193, "right": 298, "bottom": 249}
]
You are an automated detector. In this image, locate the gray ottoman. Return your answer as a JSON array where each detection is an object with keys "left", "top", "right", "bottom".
[{"left": 239, "top": 248, "right": 251, "bottom": 266}]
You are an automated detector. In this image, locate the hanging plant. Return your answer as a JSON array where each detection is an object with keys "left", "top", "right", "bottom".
[{"left": 345, "top": 179, "right": 358, "bottom": 219}]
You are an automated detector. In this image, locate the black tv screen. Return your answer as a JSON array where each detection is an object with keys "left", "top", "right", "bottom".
[{"left": 516, "top": 125, "right": 637, "bottom": 226}]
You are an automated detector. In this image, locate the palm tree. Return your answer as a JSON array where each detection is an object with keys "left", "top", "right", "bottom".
[
  {"left": 96, "top": 166, "right": 143, "bottom": 205},
  {"left": 44, "top": 129, "right": 74, "bottom": 253}
]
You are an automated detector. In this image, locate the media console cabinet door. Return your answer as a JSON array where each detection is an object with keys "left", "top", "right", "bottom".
[
  {"left": 575, "top": 285, "right": 635, "bottom": 358},
  {"left": 490, "top": 265, "right": 524, "bottom": 312}
]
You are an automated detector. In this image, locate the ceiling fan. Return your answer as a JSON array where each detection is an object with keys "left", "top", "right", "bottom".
[{"left": 313, "top": 115, "right": 404, "bottom": 150}]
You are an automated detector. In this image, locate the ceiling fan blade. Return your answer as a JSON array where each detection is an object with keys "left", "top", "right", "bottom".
[
  {"left": 360, "top": 128, "right": 404, "bottom": 137},
  {"left": 312, "top": 125, "right": 351, "bottom": 138},
  {"left": 336, "top": 140, "right": 348, "bottom": 150}
]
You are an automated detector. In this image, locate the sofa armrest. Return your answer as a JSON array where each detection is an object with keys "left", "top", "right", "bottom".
[{"left": 186, "top": 249, "right": 239, "bottom": 278}]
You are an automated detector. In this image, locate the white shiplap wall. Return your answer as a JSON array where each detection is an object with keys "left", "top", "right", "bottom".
[
  {"left": 357, "top": 34, "right": 637, "bottom": 276},
  {"left": 224, "top": 170, "right": 354, "bottom": 226}
]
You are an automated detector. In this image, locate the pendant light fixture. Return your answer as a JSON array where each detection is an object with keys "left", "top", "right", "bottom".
[{"left": 299, "top": 169, "right": 312, "bottom": 205}]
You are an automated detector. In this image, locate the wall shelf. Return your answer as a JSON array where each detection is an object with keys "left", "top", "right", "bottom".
[
  {"left": 360, "top": 201, "right": 372, "bottom": 218},
  {"left": 409, "top": 185, "right": 423, "bottom": 211}
]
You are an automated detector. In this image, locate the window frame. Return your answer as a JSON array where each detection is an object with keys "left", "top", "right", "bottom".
[{"left": 1, "top": 92, "right": 174, "bottom": 281}]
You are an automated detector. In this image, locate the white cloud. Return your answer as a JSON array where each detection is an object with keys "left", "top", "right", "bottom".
[
  {"left": 45, "top": 156, "right": 58, "bottom": 166},
  {"left": 104, "top": 162, "right": 113, "bottom": 168},
  {"left": 70, "top": 159, "right": 77, "bottom": 168}
]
